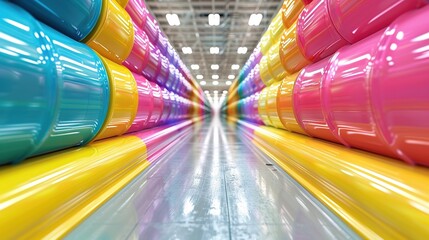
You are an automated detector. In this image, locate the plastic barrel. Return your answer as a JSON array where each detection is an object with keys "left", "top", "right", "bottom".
[
  {"left": 13, "top": 0, "right": 102, "bottom": 41},
  {"left": 293, "top": 57, "right": 343, "bottom": 143},
  {"left": 94, "top": 56, "right": 138, "bottom": 140},
  {"left": 370, "top": 7, "right": 429, "bottom": 166},
  {"left": 146, "top": 82, "right": 164, "bottom": 127},
  {"left": 328, "top": 0, "right": 427, "bottom": 43},
  {"left": 127, "top": 73, "right": 154, "bottom": 133},
  {"left": 0, "top": 3, "right": 56, "bottom": 164},
  {"left": 277, "top": 73, "right": 307, "bottom": 135},
  {"left": 267, "top": 41, "right": 287, "bottom": 81},
  {"left": 123, "top": 21, "right": 150, "bottom": 74},
  {"left": 259, "top": 56, "right": 273, "bottom": 86},
  {"left": 141, "top": 42, "right": 161, "bottom": 82},
  {"left": 33, "top": 24, "right": 110, "bottom": 156},
  {"left": 280, "top": 21, "right": 311, "bottom": 74},
  {"left": 282, "top": 0, "right": 305, "bottom": 28},
  {"left": 266, "top": 81, "right": 284, "bottom": 129},
  {"left": 257, "top": 87, "right": 272, "bottom": 126},
  {"left": 159, "top": 87, "right": 172, "bottom": 125},
  {"left": 84, "top": 0, "right": 134, "bottom": 64},
  {"left": 297, "top": 0, "right": 348, "bottom": 61}
]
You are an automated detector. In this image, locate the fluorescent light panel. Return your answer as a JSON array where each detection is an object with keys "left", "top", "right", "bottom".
[
  {"left": 228, "top": 75, "right": 235, "bottom": 79},
  {"left": 196, "top": 74, "right": 203, "bottom": 79},
  {"left": 226, "top": 80, "right": 232, "bottom": 85},
  {"left": 237, "top": 47, "right": 248, "bottom": 54},
  {"left": 211, "top": 64, "right": 219, "bottom": 70},
  {"left": 166, "top": 13, "right": 180, "bottom": 26},
  {"left": 212, "top": 81, "right": 219, "bottom": 85},
  {"left": 210, "top": 47, "right": 219, "bottom": 54},
  {"left": 231, "top": 64, "right": 240, "bottom": 70},
  {"left": 208, "top": 13, "right": 220, "bottom": 26},
  {"left": 191, "top": 64, "right": 199, "bottom": 70},
  {"left": 182, "top": 47, "right": 192, "bottom": 54},
  {"left": 248, "top": 13, "right": 263, "bottom": 26},
  {"left": 200, "top": 81, "right": 206, "bottom": 85},
  {"left": 212, "top": 75, "right": 219, "bottom": 79}
]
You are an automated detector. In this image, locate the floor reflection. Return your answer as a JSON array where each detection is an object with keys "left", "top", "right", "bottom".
[{"left": 67, "top": 117, "right": 359, "bottom": 240}]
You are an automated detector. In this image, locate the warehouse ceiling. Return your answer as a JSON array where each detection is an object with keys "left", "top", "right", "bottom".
[{"left": 145, "top": 0, "right": 282, "bottom": 94}]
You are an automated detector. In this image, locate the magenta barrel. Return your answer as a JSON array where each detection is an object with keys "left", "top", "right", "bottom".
[
  {"left": 322, "top": 31, "right": 396, "bottom": 158},
  {"left": 141, "top": 6, "right": 159, "bottom": 44},
  {"left": 297, "top": 0, "right": 348, "bottom": 61},
  {"left": 252, "top": 93, "right": 263, "bottom": 124},
  {"left": 123, "top": 22, "right": 150, "bottom": 74},
  {"left": 328, "top": 0, "right": 427, "bottom": 43},
  {"left": 293, "top": 57, "right": 343, "bottom": 144},
  {"left": 169, "top": 93, "right": 178, "bottom": 122},
  {"left": 126, "top": 0, "right": 145, "bottom": 27},
  {"left": 370, "top": 6, "right": 429, "bottom": 166},
  {"left": 165, "top": 64, "right": 177, "bottom": 91},
  {"left": 146, "top": 82, "right": 164, "bottom": 127},
  {"left": 158, "top": 87, "right": 172, "bottom": 124},
  {"left": 298, "top": 0, "right": 427, "bottom": 62},
  {"left": 127, "top": 73, "right": 154, "bottom": 133},
  {"left": 141, "top": 42, "right": 161, "bottom": 82}
]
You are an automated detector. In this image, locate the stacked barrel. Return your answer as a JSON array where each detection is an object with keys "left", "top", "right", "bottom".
[
  {"left": 0, "top": 0, "right": 209, "bottom": 165},
  {"left": 225, "top": 0, "right": 429, "bottom": 167}
]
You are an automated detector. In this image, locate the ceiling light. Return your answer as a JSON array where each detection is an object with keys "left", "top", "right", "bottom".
[
  {"left": 191, "top": 64, "right": 199, "bottom": 70},
  {"left": 237, "top": 47, "right": 248, "bottom": 54},
  {"left": 210, "top": 47, "right": 219, "bottom": 54},
  {"left": 211, "top": 64, "right": 219, "bottom": 70},
  {"left": 196, "top": 74, "right": 203, "bottom": 79},
  {"left": 226, "top": 80, "right": 232, "bottom": 85},
  {"left": 223, "top": 90, "right": 228, "bottom": 94},
  {"left": 214, "top": 90, "right": 219, "bottom": 94},
  {"left": 166, "top": 13, "right": 180, "bottom": 26},
  {"left": 248, "top": 13, "right": 263, "bottom": 26},
  {"left": 204, "top": 90, "right": 209, "bottom": 94},
  {"left": 208, "top": 13, "right": 220, "bottom": 26},
  {"left": 200, "top": 81, "right": 206, "bottom": 85},
  {"left": 212, "top": 75, "right": 219, "bottom": 80},
  {"left": 182, "top": 47, "right": 192, "bottom": 54},
  {"left": 228, "top": 75, "right": 235, "bottom": 79},
  {"left": 231, "top": 64, "right": 239, "bottom": 70},
  {"left": 213, "top": 81, "right": 219, "bottom": 85}
]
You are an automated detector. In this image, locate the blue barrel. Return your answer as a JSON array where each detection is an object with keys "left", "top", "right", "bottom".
[
  {"left": 0, "top": 2, "right": 57, "bottom": 164},
  {"left": 33, "top": 23, "right": 110, "bottom": 156},
  {"left": 12, "top": 0, "right": 102, "bottom": 41}
]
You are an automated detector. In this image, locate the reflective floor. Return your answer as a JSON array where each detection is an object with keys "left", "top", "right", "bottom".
[{"left": 67, "top": 116, "right": 359, "bottom": 240}]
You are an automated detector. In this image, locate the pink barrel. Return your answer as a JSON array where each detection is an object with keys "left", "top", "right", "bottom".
[
  {"left": 169, "top": 93, "right": 178, "bottom": 121},
  {"left": 127, "top": 73, "right": 154, "bottom": 133},
  {"left": 141, "top": 42, "right": 161, "bottom": 82},
  {"left": 125, "top": 0, "right": 145, "bottom": 27},
  {"left": 158, "top": 87, "right": 172, "bottom": 125},
  {"left": 123, "top": 22, "right": 150, "bottom": 74},
  {"left": 328, "top": 0, "right": 427, "bottom": 43},
  {"left": 322, "top": 31, "right": 396, "bottom": 157},
  {"left": 142, "top": 8, "right": 159, "bottom": 44},
  {"left": 297, "top": 0, "right": 348, "bottom": 61},
  {"left": 293, "top": 57, "right": 342, "bottom": 144},
  {"left": 146, "top": 82, "right": 164, "bottom": 128},
  {"left": 370, "top": 6, "right": 429, "bottom": 166}
]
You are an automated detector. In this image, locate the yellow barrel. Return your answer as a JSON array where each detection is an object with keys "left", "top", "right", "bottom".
[
  {"left": 259, "top": 56, "right": 273, "bottom": 86},
  {"left": 94, "top": 55, "right": 139, "bottom": 141},
  {"left": 115, "top": 0, "right": 129, "bottom": 7},
  {"left": 85, "top": 0, "right": 134, "bottom": 64},
  {"left": 282, "top": 0, "right": 305, "bottom": 28},
  {"left": 260, "top": 30, "right": 271, "bottom": 56},
  {"left": 270, "top": 10, "right": 285, "bottom": 46},
  {"left": 266, "top": 81, "right": 284, "bottom": 129},
  {"left": 280, "top": 21, "right": 311, "bottom": 74},
  {"left": 277, "top": 73, "right": 307, "bottom": 134},
  {"left": 267, "top": 41, "right": 287, "bottom": 81},
  {"left": 257, "top": 87, "right": 272, "bottom": 126}
]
